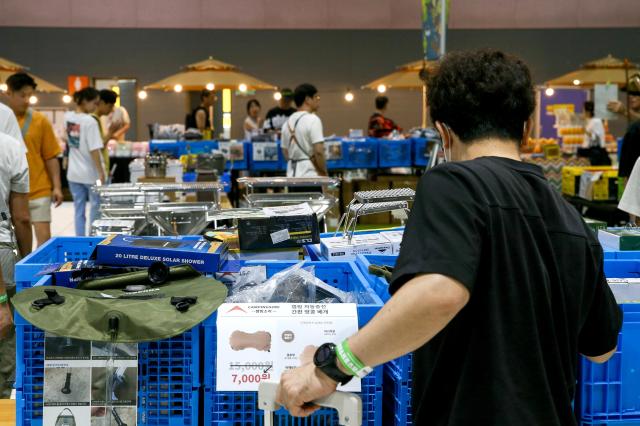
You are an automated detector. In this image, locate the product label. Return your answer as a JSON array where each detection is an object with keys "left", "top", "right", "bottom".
[
  {"left": 42, "top": 334, "right": 138, "bottom": 426},
  {"left": 270, "top": 229, "right": 290, "bottom": 245},
  {"left": 216, "top": 303, "right": 359, "bottom": 392}
]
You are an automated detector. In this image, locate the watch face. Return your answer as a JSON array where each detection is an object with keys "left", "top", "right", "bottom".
[{"left": 314, "top": 343, "right": 334, "bottom": 367}]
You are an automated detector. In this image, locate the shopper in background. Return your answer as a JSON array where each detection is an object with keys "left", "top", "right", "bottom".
[
  {"left": 607, "top": 73, "right": 640, "bottom": 123},
  {"left": 95, "top": 89, "right": 119, "bottom": 177},
  {"left": 5, "top": 72, "right": 63, "bottom": 247},
  {"left": 64, "top": 87, "right": 106, "bottom": 236},
  {"left": 0, "top": 102, "right": 23, "bottom": 142},
  {"left": 583, "top": 100, "right": 610, "bottom": 166},
  {"left": 614, "top": 76, "right": 640, "bottom": 180},
  {"left": 276, "top": 50, "right": 622, "bottom": 425},
  {"left": 263, "top": 88, "right": 296, "bottom": 134},
  {"left": 368, "top": 95, "right": 401, "bottom": 138},
  {"left": 0, "top": 129, "right": 31, "bottom": 398},
  {"left": 100, "top": 92, "right": 130, "bottom": 143},
  {"left": 281, "top": 84, "right": 328, "bottom": 177},
  {"left": 243, "top": 99, "right": 263, "bottom": 141},
  {"left": 185, "top": 89, "right": 215, "bottom": 133}
]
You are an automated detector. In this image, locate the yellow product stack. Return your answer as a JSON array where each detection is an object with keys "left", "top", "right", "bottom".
[{"left": 562, "top": 166, "right": 618, "bottom": 201}]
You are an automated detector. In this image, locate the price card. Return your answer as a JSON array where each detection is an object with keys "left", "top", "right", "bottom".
[{"left": 216, "top": 303, "right": 360, "bottom": 392}]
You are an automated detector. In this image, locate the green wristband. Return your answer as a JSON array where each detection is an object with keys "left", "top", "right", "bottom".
[
  {"left": 336, "top": 340, "right": 366, "bottom": 376},
  {"left": 0, "top": 294, "right": 8, "bottom": 304}
]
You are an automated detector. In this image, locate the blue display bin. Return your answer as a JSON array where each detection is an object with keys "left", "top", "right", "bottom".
[
  {"left": 249, "top": 141, "right": 285, "bottom": 172},
  {"left": 202, "top": 260, "right": 384, "bottom": 425},
  {"left": 412, "top": 138, "right": 437, "bottom": 167},
  {"left": 379, "top": 139, "right": 413, "bottom": 168},
  {"left": 341, "top": 139, "right": 378, "bottom": 169}
]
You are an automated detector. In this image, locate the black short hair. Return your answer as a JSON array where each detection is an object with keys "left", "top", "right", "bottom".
[
  {"left": 375, "top": 96, "right": 389, "bottom": 110},
  {"left": 99, "top": 89, "right": 118, "bottom": 105},
  {"left": 6, "top": 72, "right": 37, "bottom": 92},
  {"left": 73, "top": 87, "right": 100, "bottom": 105},
  {"left": 200, "top": 89, "right": 213, "bottom": 101},
  {"left": 246, "top": 99, "right": 261, "bottom": 113},
  {"left": 293, "top": 84, "right": 317, "bottom": 108},
  {"left": 428, "top": 49, "right": 535, "bottom": 143},
  {"left": 584, "top": 101, "right": 595, "bottom": 116},
  {"left": 281, "top": 88, "right": 294, "bottom": 100}
]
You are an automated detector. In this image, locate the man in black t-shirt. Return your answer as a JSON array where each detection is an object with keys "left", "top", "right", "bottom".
[
  {"left": 263, "top": 88, "right": 296, "bottom": 134},
  {"left": 275, "top": 49, "right": 622, "bottom": 425}
]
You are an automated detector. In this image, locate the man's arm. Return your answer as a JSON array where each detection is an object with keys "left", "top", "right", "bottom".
[
  {"left": 45, "top": 157, "right": 63, "bottom": 207},
  {"left": 10, "top": 191, "right": 32, "bottom": 257},
  {"left": 90, "top": 149, "right": 106, "bottom": 184},
  {"left": 312, "top": 143, "right": 328, "bottom": 176},
  {"left": 195, "top": 110, "right": 207, "bottom": 132},
  {"left": 111, "top": 122, "right": 130, "bottom": 140},
  {"left": 277, "top": 273, "right": 469, "bottom": 417},
  {"left": 282, "top": 147, "right": 289, "bottom": 161}
]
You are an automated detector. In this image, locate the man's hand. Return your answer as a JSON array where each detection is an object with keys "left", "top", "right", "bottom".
[
  {"left": 52, "top": 188, "right": 64, "bottom": 207},
  {"left": 607, "top": 100, "right": 625, "bottom": 114},
  {"left": 0, "top": 302, "right": 13, "bottom": 340},
  {"left": 98, "top": 172, "right": 106, "bottom": 186},
  {"left": 276, "top": 363, "right": 338, "bottom": 417}
]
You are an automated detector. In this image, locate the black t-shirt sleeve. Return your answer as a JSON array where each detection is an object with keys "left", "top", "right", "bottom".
[
  {"left": 578, "top": 259, "right": 623, "bottom": 357},
  {"left": 390, "top": 165, "right": 485, "bottom": 294}
]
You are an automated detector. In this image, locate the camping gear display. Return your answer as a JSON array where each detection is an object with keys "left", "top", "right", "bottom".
[
  {"left": 144, "top": 151, "right": 168, "bottom": 178},
  {"left": 54, "top": 408, "right": 76, "bottom": 426},
  {"left": 12, "top": 263, "right": 227, "bottom": 342}
]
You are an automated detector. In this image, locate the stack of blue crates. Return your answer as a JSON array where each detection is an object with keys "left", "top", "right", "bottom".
[
  {"left": 148, "top": 140, "right": 250, "bottom": 170},
  {"left": 341, "top": 139, "right": 379, "bottom": 169},
  {"left": 378, "top": 139, "right": 413, "bottom": 168},
  {"left": 14, "top": 237, "right": 202, "bottom": 425},
  {"left": 202, "top": 260, "right": 385, "bottom": 425},
  {"left": 355, "top": 254, "right": 412, "bottom": 426}
]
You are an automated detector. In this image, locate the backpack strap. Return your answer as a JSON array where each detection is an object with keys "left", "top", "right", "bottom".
[{"left": 287, "top": 113, "right": 312, "bottom": 161}]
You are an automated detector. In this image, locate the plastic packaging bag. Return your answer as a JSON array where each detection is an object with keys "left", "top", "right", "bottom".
[{"left": 226, "top": 262, "right": 353, "bottom": 303}]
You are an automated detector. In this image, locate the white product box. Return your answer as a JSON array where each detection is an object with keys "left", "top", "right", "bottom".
[
  {"left": 379, "top": 231, "right": 404, "bottom": 254},
  {"left": 321, "top": 234, "right": 394, "bottom": 260}
]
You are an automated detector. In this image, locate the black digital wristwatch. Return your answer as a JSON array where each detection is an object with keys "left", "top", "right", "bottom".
[{"left": 313, "top": 343, "right": 353, "bottom": 385}]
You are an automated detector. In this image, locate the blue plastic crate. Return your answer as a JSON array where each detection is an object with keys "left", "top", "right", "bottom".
[
  {"left": 203, "top": 366, "right": 382, "bottom": 426},
  {"left": 250, "top": 141, "right": 285, "bottom": 172},
  {"left": 577, "top": 304, "right": 640, "bottom": 424},
  {"left": 202, "top": 260, "right": 383, "bottom": 425},
  {"left": 604, "top": 260, "right": 640, "bottom": 278},
  {"left": 15, "top": 236, "right": 209, "bottom": 292},
  {"left": 412, "top": 138, "right": 434, "bottom": 167},
  {"left": 383, "top": 362, "right": 412, "bottom": 426},
  {"left": 611, "top": 251, "right": 640, "bottom": 259},
  {"left": 177, "top": 140, "right": 218, "bottom": 156},
  {"left": 341, "top": 140, "right": 378, "bottom": 169},
  {"left": 378, "top": 139, "right": 413, "bottom": 168},
  {"left": 355, "top": 254, "right": 398, "bottom": 303},
  {"left": 149, "top": 140, "right": 183, "bottom": 157},
  {"left": 203, "top": 260, "right": 384, "bottom": 387},
  {"left": 15, "top": 315, "right": 202, "bottom": 425}
]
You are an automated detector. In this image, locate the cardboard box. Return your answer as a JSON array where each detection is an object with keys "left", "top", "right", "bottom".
[
  {"left": 95, "top": 235, "right": 228, "bottom": 273},
  {"left": 562, "top": 166, "right": 617, "bottom": 200},
  {"left": 238, "top": 214, "right": 320, "bottom": 250},
  {"left": 379, "top": 230, "right": 404, "bottom": 254},
  {"left": 36, "top": 260, "right": 140, "bottom": 287},
  {"left": 598, "top": 228, "right": 640, "bottom": 251},
  {"left": 320, "top": 234, "right": 394, "bottom": 260}
]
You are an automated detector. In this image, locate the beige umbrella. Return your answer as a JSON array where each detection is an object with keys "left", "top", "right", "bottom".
[
  {"left": 363, "top": 60, "right": 439, "bottom": 127},
  {"left": 0, "top": 56, "right": 65, "bottom": 93},
  {"left": 144, "top": 57, "right": 276, "bottom": 91},
  {"left": 545, "top": 55, "right": 639, "bottom": 88}
]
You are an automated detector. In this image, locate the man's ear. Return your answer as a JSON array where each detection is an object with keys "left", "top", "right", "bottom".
[{"left": 522, "top": 117, "right": 534, "bottom": 144}]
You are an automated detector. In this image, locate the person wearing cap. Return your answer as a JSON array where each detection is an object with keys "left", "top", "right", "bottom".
[
  {"left": 263, "top": 88, "right": 297, "bottom": 134},
  {"left": 612, "top": 74, "right": 640, "bottom": 179}
]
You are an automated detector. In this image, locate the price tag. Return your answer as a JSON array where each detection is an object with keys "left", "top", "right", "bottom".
[{"left": 216, "top": 303, "right": 359, "bottom": 392}]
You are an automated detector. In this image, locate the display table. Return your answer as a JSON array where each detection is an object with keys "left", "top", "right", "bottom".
[
  {"left": 0, "top": 399, "right": 15, "bottom": 426},
  {"left": 522, "top": 155, "right": 589, "bottom": 192}
]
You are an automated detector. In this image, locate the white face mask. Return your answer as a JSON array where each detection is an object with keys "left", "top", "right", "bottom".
[{"left": 441, "top": 124, "right": 453, "bottom": 163}]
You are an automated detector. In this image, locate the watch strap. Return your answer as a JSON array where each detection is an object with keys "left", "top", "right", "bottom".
[{"left": 0, "top": 294, "right": 7, "bottom": 304}]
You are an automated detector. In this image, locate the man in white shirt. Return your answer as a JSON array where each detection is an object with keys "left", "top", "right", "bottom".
[
  {"left": 0, "top": 131, "right": 31, "bottom": 398},
  {"left": 584, "top": 101, "right": 605, "bottom": 148},
  {"left": 281, "top": 84, "right": 328, "bottom": 177},
  {"left": 0, "top": 102, "right": 23, "bottom": 142}
]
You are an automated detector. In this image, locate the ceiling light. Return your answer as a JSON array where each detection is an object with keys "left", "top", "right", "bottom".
[
  {"left": 377, "top": 84, "right": 387, "bottom": 93},
  {"left": 274, "top": 92, "right": 282, "bottom": 101},
  {"left": 62, "top": 94, "right": 72, "bottom": 104},
  {"left": 29, "top": 95, "right": 38, "bottom": 105},
  {"left": 174, "top": 84, "right": 183, "bottom": 92},
  {"left": 206, "top": 83, "right": 215, "bottom": 91},
  {"left": 239, "top": 83, "right": 248, "bottom": 93},
  {"left": 572, "top": 79, "right": 581, "bottom": 86},
  {"left": 138, "top": 90, "right": 148, "bottom": 100},
  {"left": 344, "top": 91, "right": 354, "bottom": 102},
  {"left": 544, "top": 88, "right": 555, "bottom": 97}
]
